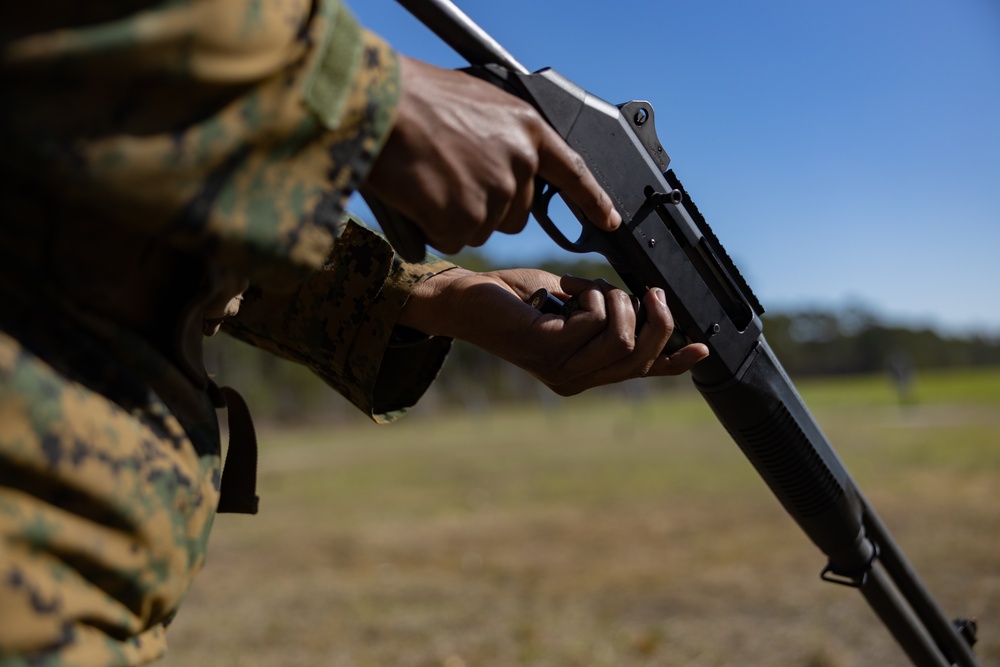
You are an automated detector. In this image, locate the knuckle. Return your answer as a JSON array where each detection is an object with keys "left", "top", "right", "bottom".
[
  {"left": 568, "top": 152, "right": 588, "bottom": 181},
  {"left": 519, "top": 103, "right": 546, "bottom": 128},
  {"left": 512, "top": 139, "right": 540, "bottom": 173},
  {"left": 608, "top": 287, "right": 631, "bottom": 305},
  {"left": 542, "top": 365, "right": 575, "bottom": 386},
  {"left": 610, "top": 330, "right": 635, "bottom": 355},
  {"left": 500, "top": 210, "right": 530, "bottom": 234},
  {"left": 496, "top": 171, "right": 519, "bottom": 201},
  {"left": 550, "top": 382, "right": 582, "bottom": 397},
  {"left": 438, "top": 240, "right": 464, "bottom": 254}
]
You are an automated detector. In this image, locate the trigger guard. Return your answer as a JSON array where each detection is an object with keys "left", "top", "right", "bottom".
[{"left": 531, "top": 183, "right": 598, "bottom": 254}]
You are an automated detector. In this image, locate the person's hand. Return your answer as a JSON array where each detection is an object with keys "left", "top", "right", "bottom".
[
  {"left": 397, "top": 268, "right": 709, "bottom": 395},
  {"left": 364, "top": 57, "right": 620, "bottom": 255}
]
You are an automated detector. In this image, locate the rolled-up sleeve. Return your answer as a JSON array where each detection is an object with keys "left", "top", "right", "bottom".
[{"left": 222, "top": 220, "right": 457, "bottom": 423}]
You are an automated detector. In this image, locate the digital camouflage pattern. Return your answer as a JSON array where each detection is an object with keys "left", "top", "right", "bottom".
[
  {"left": 1, "top": 0, "right": 397, "bottom": 288},
  {"left": 0, "top": 284, "right": 223, "bottom": 667},
  {"left": 0, "top": 0, "right": 456, "bottom": 664},
  {"left": 225, "top": 218, "right": 456, "bottom": 424}
]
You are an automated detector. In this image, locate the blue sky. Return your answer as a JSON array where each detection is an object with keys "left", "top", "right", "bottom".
[{"left": 350, "top": 0, "right": 1000, "bottom": 335}]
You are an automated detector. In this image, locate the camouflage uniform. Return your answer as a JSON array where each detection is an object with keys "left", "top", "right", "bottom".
[{"left": 0, "top": 1, "right": 454, "bottom": 664}]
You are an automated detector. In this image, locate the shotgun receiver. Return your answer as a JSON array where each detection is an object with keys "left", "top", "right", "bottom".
[{"left": 377, "top": 1, "right": 980, "bottom": 664}]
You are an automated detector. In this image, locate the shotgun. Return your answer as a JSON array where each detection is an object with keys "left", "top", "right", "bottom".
[{"left": 370, "top": 2, "right": 981, "bottom": 664}]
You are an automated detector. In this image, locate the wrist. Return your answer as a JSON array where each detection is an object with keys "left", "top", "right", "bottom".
[{"left": 396, "top": 267, "right": 473, "bottom": 337}]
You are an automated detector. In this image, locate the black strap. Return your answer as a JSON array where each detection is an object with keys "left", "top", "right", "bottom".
[{"left": 214, "top": 385, "right": 260, "bottom": 515}]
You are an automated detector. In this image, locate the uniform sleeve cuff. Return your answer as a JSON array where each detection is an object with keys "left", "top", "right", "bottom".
[{"left": 222, "top": 220, "right": 456, "bottom": 423}]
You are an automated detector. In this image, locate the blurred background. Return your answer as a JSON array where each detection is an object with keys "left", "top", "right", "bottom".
[{"left": 163, "top": 1, "right": 999, "bottom": 664}]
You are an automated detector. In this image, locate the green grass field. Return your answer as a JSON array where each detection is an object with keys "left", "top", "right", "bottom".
[{"left": 161, "top": 368, "right": 1000, "bottom": 666}]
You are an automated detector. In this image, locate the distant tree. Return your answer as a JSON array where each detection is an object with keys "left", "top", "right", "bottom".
[{"left": 763, "top": 306, "right": 1000, "bottom": 377}]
